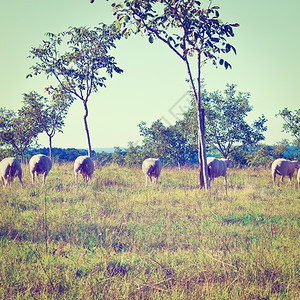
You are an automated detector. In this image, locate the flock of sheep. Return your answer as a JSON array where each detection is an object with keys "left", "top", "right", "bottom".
[{"left": 0, "top": 154, "right": 299, "bottom": 189}]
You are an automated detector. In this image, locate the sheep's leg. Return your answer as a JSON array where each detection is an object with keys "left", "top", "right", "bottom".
[
  {"left": 288, "top": 173, "right": 293, "bottom": 185},
  {"left": 224, "top": 175, "right": 228, "bottom": 196},
  {"left": 18, "top": 174, "right": 23, "bottom": 186},
  {"left": 272, "top": 171, "right": 277, "bottom": 186},
  {"left": 43, "top": 172, "right": 48, "bottom": 185},
  {"left": 31, "top": 172, "right": 35, "bottom": 184},
  {"left": 145, "top": 175, "right": 148, "bottom": 186},
  {"left": 281, "top": 175, "right": 285, "bottom": 186},
  {"left": 1, "top": 177, "right": 5, "bottom": 186},
  {"left": 75, "top": 172, "right": 78, "bottom": 184}
]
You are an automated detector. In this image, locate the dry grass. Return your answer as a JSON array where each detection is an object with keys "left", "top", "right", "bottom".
[{"left": 0, "top": 163, "right": 299, "bottom": 299}]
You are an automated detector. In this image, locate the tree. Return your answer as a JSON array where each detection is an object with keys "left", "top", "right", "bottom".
[
  {"left": 276, "top": 108, "right": 300, "bottom": 147},
  {"left": 203, "top": 84, "right": 268, "bottom": 158},
  {"left": 111, "top": 147, "right": 126, "bottom": 165},
  {"left": 124, "top": 142, "right": 144, "bottom": 167},
  {"left": 23, "top": 88, "right": 74, "bottom": 159},
  {"left": 0, "top": 106, "right": 42, "bottom": 161},
  {"left": 246, "top": 144, "right": 274, "bottom": 169},
  {"left": 138, "top": 120, "right": 172, "bottom": 160},
  {"left": 273, "top": 139, "right": 290, "bottom": 159},
  {"left": 103, "top": 0, "right": 239, "bottom": 189},
  {"left": 138, "top": 119, "right": 197, "bottom": 167},
  {"left": 181, "top": 84, "right": 268, "bottom": 158},
  {"left": 28, "top": 24, "right": 123, "bottom": 157}
]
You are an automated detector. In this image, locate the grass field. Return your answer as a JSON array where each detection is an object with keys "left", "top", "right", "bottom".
[{"left": 0, "top": 163, "right": 299, "bottom": 299}]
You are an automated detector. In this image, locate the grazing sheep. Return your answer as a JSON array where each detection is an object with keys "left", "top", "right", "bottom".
[
  {"left": 207, "top": 157, "right": 233, "bottom": 186},
  {"left": 142, "top": 158, "right": 162, "bottom": 186},
  {"left": 297, "top": 168, "right": 300, "bottom": 190},
  {"left": 0, "top": 157, "right": 23, "bottom": 187},
  {"left": 74, "top": 156, "right": 94, "bottom": 184},
  {"left": 271, "top": 158, "right": 299, "bottom": 187},
  {"left": 29, "top": 154, "right": 52, "bottom": 184}
]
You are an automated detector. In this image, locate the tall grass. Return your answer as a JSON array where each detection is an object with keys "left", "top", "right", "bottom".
[{"left": 0, "top": 163, "right": 299, "bottom": 299}]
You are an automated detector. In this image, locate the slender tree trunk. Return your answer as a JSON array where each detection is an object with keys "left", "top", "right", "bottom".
[
  {"left": 197, "top": 108, "right": 210, "bottom": 189},
  {"left": 48, "top": 135, "right": 52, "bottom": 159},
  {"left": 185, "top": 54, "right": 210, "bottom": 190},
  {"left": 83, "top": 100, "right": 92, "bottom": 157},
  {"left": 20, "top": 152, "right": 24, "bottom": 163},
  {"left": 196, "top": 55, "right": 210, "bottom": 190}
]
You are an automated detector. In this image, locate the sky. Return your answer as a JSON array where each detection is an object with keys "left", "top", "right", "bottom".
[{"left": 0, "top": 0, "right": 299, "bottom": 150}]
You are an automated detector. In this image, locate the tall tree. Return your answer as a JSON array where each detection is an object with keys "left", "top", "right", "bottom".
[
  {"left": 183, "top": 84, "right": 268, "bottom": 158},
  {"left": 0, "top": 106, "right": 42, "bottom": 161},
  {"left": 102, "top": 0, "right": 239, "bottom": 189},
  {"left": 23, "top": 88, "right": 74, "bottom": 159},
  {"left": 276, "top": 108, "right": 300, "bottom": 147},
  {"left": 27, "top": 24, "right": 123, "bottom": 157}
]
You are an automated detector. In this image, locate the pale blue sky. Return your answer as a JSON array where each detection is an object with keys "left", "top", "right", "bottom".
[{"left": 0, "top": 0, "right": 299, "bottom": 149}]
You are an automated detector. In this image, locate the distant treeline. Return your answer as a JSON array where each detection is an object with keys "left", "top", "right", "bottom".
[{"left": 0, "top": 142, "right": 298, "bottom": 169}]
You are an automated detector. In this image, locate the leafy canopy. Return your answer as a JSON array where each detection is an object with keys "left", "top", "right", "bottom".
[
  {"left": 28, "top": 24, "right": 123, "bottom": 102},
  {"left": 23, "top": 88, "right": 74, "bottom": 139},
  {"left": 0, "top": 105, "right": 42, "bottom": 159},
  {"left": 183, "top": 84, "right": 268, "bottom": 158},
  {"left": 111, "top": 0, "right": 239, "bottom": 69},
  {"left": 276, "top": 108, "right": 300, "bottom": 146}
]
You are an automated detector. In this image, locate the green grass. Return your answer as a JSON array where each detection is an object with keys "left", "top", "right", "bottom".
[{"left": 0, "top": 163, "right": 299, "bottom": 299}]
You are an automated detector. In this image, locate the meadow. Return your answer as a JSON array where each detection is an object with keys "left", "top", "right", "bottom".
[{"left": 0, "top": 163, "right": 299, "bottom": 299}]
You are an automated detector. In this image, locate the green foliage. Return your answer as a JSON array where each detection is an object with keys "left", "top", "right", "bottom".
[
  {"left": 203, "top": 84, "right": 268, "bottom": 157},
  {"left": 28, "top": 24, "right": 123, "bottom": 156},
  {"left": 22, "top": 89, "right": 74, "bottom": 158},
  {"left": 276, "top": 108, "right": 300, "bottom": 147},
  {"left": 111, "top": 0, "right": 238, "bottom": 69},
  {"left": 246, "top": 144, "right": 274, "bottom": 169},
  {"left": 123, "top": 142, "right": 144, "bottom": 167},
  {"left": 0, "top": 104, "right": 42, "bottom": 161},
  {"left": 138, "top": 120, "right": 198, "bottom": 167},
  {"left": 106, "top": 0, "right": 239, "bottom": 189},
  {"left": 0, "top": 164, "right": 299, "bottom": 298},
  {"left": 111, "top": 147, "right": 126, "bottom": 166},
  {"left": 183, "top": 84, "right": 268, "bottom": 158}
]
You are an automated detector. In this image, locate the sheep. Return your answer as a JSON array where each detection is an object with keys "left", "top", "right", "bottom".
[
  {"left": 207, "top": 157, "right": 233, "bottom": 187},
  {"left": 142, "top": 158, "right": 162, "bottom": 186},
  {"left": 271, "top": 158, "right": 299, "bottom": 187},
  {"left": 29, "top": 154, "right": 52, "bottom": 184},
  {"left": 74, "top": 156, "right": 94, "bottom": 184},
  {"left": 297, "top": 168, "right": 300, "bottom": 190},
  {"left": 0, "top": 157, "right": 23, "bottom": 187}
]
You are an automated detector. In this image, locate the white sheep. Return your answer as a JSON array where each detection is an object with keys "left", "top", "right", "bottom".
[
  {"left": 142, "top": 158, "right": 162, "bottom": 186},
  {"left": 271, "top": 158, "right": 299, "bottom": 187},
  {"left": 74, "top": 156, "right": 94, "bottom": 184},
  {"left": 297, "top": 168, "right": 300, "bottom": 190},
  {"left": 0, "top": 157, "right": 23, "bottom": 187},
  {"left": 29, "top": 154, "right": 52, "bottom": 184},
  {"left": 207, "top": 157, "right": 233, "bottom": 186}
]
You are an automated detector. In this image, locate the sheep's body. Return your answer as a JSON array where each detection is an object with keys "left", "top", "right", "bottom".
[
  {"left": 74, "top": 156, "right": 94, "bottom": 184},
  {"left": 272, "top": 158, "right": 299, "bottom": 187},
  {"left": 0, "top": 157, "right": 23, "bottom": 187},
  {"left": 142, "top": 158, "right": 162, "bottom": 186},
  {"left": 207, "top": 157, "right": 233, "bottom": 185},
  {"left": 297, "top": 168, "right": 300, "bottom": 190},
  {"left": 29, "top": 154, "right": 52, "bottom": 184}
]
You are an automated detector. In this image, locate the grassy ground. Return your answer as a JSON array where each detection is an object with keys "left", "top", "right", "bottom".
[{"left": 0, "top": 163, "right": 299, "bottom": 299}]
